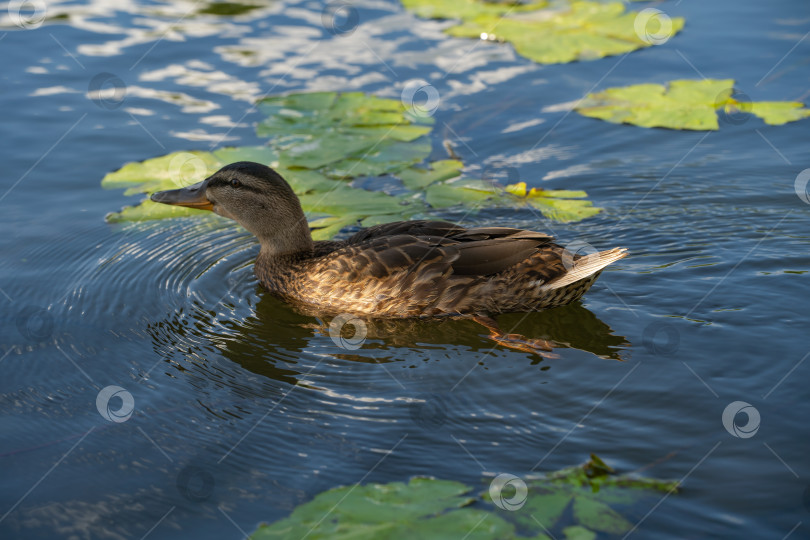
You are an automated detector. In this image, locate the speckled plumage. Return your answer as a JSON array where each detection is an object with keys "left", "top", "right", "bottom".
[
  {"left": 152, "top": 162, "right": 627, "bottom": 320},
  {"left": 256, "top": 220, "right": 627, "bottom": 318}
]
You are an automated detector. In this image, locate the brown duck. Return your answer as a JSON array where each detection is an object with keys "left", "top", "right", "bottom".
[{"left": 152, "top": 162, "right": 627, "bottom": 354}]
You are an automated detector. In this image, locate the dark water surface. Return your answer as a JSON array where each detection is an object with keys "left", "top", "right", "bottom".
[{"left": 1, "top": 0, "right": 809, "bottom": 538}]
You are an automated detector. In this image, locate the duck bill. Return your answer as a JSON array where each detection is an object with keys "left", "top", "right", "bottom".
[{"left": 150, "top": 180, "right": 213, "bottom": 211}]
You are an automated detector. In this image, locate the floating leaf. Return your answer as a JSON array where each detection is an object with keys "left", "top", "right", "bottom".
[
  {"left": 748, "top": 101, "right": 810, "bottom": 125},
  {"left": 562, "top": 526, "right": 597, "bottom": 540},
  {"left": 401, "top": 0, "right": 685, "bottom": 65},
  {"left": 397, "top": 159, "right": 463, "bottom": 190},
  {"left": 401, "top": 0, "right": 548, "bottom": 22},
  {"left": 257, "top": 91, "right": 433, "bottom": 175},
  {"left": 505, "top": 454, "right": 678, "bottom": 536},
  {"left": 251, "top": 455, "right": 677, "bottom": 539},
  {"left": 327, "top": 138, "right": 434, "bottom": 178},
  {"left": 297, "top": 189, "right": 414, "bottom": 220},
  {"left": 249, "top": 477, "right": 521, "bottom": 540},
  {"left": 576, "top": 78, "right": 810, "bottom": 130},
  {"left": 425, "top": 179, "right": 498, "bottom": 208}
]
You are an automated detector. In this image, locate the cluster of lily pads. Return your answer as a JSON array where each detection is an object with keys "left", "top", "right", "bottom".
[
  {"left": 249, "top": 454, "right": 678, "bottom": 539},
  {"left": 401, "top": 0, "right": 685, "bottom": 65},
  {"left": 399, "top": 0, "right": 810, "bottom": 130},
  {"left": 103, "top": 91, "right": 600, "bottom": 238}
]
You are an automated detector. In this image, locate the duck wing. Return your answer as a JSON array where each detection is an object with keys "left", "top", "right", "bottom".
[
  {"left": 297, "top": 221, "right": 623, "bottom": 316},
  {"left": 326, "top": 221, "right": 558, "bottom": 280}
]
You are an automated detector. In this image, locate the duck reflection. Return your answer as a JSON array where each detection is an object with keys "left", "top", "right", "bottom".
[{"left": 147, "top": 288, "right": 628, "bottom": 389}]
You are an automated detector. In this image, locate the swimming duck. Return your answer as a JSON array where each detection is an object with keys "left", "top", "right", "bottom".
[{"left": 152, "top": 162, "right": 626, "bottom": 353}]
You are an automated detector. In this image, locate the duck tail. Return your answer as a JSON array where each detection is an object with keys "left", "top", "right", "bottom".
[{"left": 542, "top": 247, "right": 628, "bottom": 291}]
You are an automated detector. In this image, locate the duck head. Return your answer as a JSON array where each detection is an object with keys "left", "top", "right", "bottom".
[{"left": 151, "top": 161, "right": 313, "bottom": 256}]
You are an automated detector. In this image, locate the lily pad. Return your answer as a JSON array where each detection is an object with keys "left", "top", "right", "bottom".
[
  {"left": 576, "top": 78, "right": 810, "bottom": 130},
  {"left": 423, "top": 179, "right": 601, "bottom": 223},
  {"left": 249, "top": 477, "right": 522, "bottom": 540},
  {"left": 250, "top": 455, "right": 677, "bottom": 539},
  {"left": 103, "top": 91, "right": 601, "bottom": 235},
  {"left": 398, "top": 159, "right": 464, "bottom": 190},
  {"left": 500, "top": 454, "right": 679, "bottom": 537},
  {"left": 401, "top": 0, "right": 685, "bottom": 65},
  {"left": 257, "top": 91, "right": 433, "bottom": 177}
]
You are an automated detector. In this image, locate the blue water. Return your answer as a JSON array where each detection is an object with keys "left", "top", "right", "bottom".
[{"left": 1, "top": 0, "right": 809, "bottom": 538}]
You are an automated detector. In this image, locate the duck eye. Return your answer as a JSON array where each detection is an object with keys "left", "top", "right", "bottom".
[{"left": 230, "top": 178, "right": 241, "bottom": 188}]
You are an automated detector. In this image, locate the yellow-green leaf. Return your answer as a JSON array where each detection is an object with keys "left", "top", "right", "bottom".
[{"left": 576, "top": 78, "right": 810, "bottom": 130}]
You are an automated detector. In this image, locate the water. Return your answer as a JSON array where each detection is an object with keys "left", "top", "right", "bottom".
[{"left": 1, "top": 0, "right": 809, "bottom": 538}]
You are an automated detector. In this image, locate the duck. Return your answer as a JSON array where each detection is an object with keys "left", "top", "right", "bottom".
[{"left": 152, "top": 162, "right": 627, "bottom": 354}]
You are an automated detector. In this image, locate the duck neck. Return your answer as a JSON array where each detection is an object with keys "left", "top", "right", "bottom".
[
  {"left": 254, "top": 220, "right": 313, "bottom": 286},
  {"left": 255, "top": 218, "right": 314, "bottom": 259}
]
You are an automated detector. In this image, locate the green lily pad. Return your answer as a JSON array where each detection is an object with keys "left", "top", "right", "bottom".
[
  {"left": 103, "top": 92, "right": 600, "bottom": 235},
  {"left": 257, "top": 91, "right": 433, "bottom": 176},
  {"left": 501, "top": 454, "right": 679, "bottom": 537},
  {"left": 249, "top": 477, "right": 522, "bottom": 540},
  {"left": 576, "top": 78, "right": 810, "bottom": 130},
  {"left": 424, "top": 179, "right": 601, "bottom": 222},
  {"left": 401, "top": 0, "right": 685, "bottom": 65},
  {"left": 401, "top": 0, "right": 548, "bottom": 22},
  {"left": 250, "top": 455, "right": 676, "bottom": 539},
  {"left": 425, "top": 179, "right": 498, "bottom": 208},
  {"left": 398, "top": 160, "right": 464, "bottom": 190}
]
